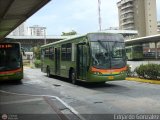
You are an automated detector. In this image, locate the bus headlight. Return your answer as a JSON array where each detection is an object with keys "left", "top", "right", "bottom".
[{"left": 93, "top": 71, "right": 102, "bottom": 75}]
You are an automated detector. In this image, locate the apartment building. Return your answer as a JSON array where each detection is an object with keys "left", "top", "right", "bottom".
[
  {"left": 9, "top": 23, "right": 27, "bottom": 36},
  {"left": 29, "top": 25, "right": 46, "bottom": 36},
  {"left": 158, "top": 21, "right": 160, "bottom": 34},
  {"left": 117, "top": 0, "right": 157, "bottom": 37}
]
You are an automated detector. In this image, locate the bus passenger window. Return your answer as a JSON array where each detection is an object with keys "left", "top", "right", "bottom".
[{"left": 61, "top": 43, "right": 72, "bottom": 61}]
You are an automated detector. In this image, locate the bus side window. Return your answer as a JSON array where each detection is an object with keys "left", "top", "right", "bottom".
[
  {"left": 66, "top": 43, "right": 72, "bottom": 61},
  {"left": 61, "top": 44, "right": 66, "bottom": 60},
  {"left": 45, "top": 48, "right": 49, "bottom": 58},
  {"left": 61, "top": 43, "right": 72, "bottom": 61},
  {"left": 49, "top": 47, "right": 54, "bottom": 60}
]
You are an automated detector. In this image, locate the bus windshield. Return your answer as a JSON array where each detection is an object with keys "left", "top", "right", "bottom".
[
  {"left": 91, "top": 41, "right": 126, "bottom": 69},
  {"left": 0, "top": 44, "right": 21, "bottom": 72}
]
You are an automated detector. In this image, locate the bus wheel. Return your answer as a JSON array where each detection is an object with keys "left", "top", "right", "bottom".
[
  {"left": 15, "top": 79, "right": 22, "bottom": 84},
  {"left": 70, "top": 70, "right": 77, "bottom": 85},
  {"left": 47, "top": 67, "right": 51, "bottom": 77}
]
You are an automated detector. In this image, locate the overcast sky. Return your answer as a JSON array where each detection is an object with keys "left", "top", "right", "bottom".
[{"left": 26, "top": 0, "right": 160, "bottom": 35}]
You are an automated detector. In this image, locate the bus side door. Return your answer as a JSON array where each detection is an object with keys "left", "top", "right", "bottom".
[
  {"left": 55, "top": 47, "right": 60, "bottom": 75},
  {"left": 77, "top": 44, "right": 88, "bottom": 80}
]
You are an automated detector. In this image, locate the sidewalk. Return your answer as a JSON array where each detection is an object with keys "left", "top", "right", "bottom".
[{"left": 0, "top": 91, "right": 81, "bottom": 120}]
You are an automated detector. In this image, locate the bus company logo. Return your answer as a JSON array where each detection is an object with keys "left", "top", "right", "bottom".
[{"left": 1, "top": 114, "right": 8, "bottom": 120}]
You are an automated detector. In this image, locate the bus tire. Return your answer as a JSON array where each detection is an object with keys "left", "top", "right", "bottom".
[
  {"left": 70, "top": 70, "right": 77, "bottom": 85},
  {"left": 15, "top": 79, "right": 22, "bottom": 84},
  {"left": 47, "top": 67, "right": 51, "bottom": 77}
]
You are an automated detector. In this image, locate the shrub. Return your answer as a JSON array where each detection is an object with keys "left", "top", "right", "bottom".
[
  {"left": 135, "top": 64, "right": 146, "bottom": 78},
  {"left": 34, "top": 59, "right": 41, "bottom": 68},
  {"left": 145, "top": 64, "right": 160, "bottom": 80},
  {"left": 135, "top": 64, "right": 160, "bottom": 80},
  {"left": 126, "top": 64, "right": 132, "bottom": 77}
]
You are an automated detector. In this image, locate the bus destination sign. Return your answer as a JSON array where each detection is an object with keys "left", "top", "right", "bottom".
[{"left": 0, "top": 44, "right": 12, "bottom": 49}]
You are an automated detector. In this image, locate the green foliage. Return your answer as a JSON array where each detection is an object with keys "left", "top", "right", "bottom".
[
  {"left": 126, "top": 64, "right": 132, "bottom": 77},
  {"left": 135, "top": 64, "right": 160, "bottom": 80},
  {"left": 34, "top": 59, "right": 41, "bottom": 68},
  {"left": 135, "top": 64, "right": 146, "bottom": 78},
  {"left": 31, "top": 46, "right": 41, "bottom": 60},
  {"left": 61, "top": 30, "right": 77, "bottom": 36}
]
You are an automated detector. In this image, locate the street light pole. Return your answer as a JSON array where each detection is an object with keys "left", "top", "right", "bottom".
[
  {"left": 43, "top": 27, "right": 46, "bottom": 45},
  {"left": 98, "top": 0, "right": 102, "bottom": 31}
]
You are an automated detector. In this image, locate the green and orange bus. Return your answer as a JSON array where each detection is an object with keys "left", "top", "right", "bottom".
[
  {"left": 0, "top": 42, "right": 23, "bottom": 81},
  {"left": 125, "top": 45, "right": 143, "bottom": 60},
  {"left": 41, "top": 32, "right": 127, "bottom": 84}
]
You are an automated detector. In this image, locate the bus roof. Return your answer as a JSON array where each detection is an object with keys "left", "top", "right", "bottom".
[
  {"left": 41, "top": 34, "right": 86, "bottom": 48},
  {"left": 41, "top": 32, "right": 123, "bottom": 48}
]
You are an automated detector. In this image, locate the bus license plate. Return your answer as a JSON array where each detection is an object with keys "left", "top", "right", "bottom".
[{"left": 108, "top": 76, "right": 114, "bottom": 80}]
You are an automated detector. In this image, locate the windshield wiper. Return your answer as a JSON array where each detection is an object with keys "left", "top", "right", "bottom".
[{"left": 97, "top": 40, "right": 107, "bottom": 51}]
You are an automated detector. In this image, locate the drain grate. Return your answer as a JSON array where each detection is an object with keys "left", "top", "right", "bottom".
[
  {"left": 94, "top": 101, "right": 103, "bottom": 104},
  {"left": 53, "top": 84, "right": 61, "bottom": 87}
]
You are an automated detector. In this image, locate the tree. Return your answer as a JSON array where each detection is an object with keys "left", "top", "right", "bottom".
[
  {"left": 61, "top": 30, "right": 77, "bottom": 36},
  {"left": 31, "top": 46, "right": 41, "bottom": 60}
]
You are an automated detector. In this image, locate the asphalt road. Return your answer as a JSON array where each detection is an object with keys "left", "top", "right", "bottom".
[{"left": 0, "top": 67, "right": 160, "bottom": 120}]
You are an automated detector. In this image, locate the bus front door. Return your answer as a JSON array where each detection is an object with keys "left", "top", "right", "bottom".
[
  {"left": 55, "top": 48, "right": 60, "bottom": 75},
  {"left": 77, "top": 44, "right": 88, "bottom": 80}
]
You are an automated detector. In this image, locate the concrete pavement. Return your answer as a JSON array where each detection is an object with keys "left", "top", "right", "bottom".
[{"left": 0, "top": 90, "right": 81, "bottom": 120}]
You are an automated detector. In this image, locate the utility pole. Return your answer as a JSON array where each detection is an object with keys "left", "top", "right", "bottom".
[
  {"left": 42, "top": 27, "right": 46, "bottom": 45},
  {"left": 98, "top": 0, "right": 102, "bottom": 31}
]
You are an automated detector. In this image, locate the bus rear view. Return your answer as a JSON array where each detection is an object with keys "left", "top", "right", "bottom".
[{"left": 0, "top": 43, "right": 23, "bottom": 81}]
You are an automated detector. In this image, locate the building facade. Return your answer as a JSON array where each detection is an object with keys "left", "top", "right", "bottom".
[
  {"left": 117, "top": 0, "right": 157, "bottom": 37},
  {"left": 158, "top": 21, "right": 160, "bottom": 34},
  {"left": 29, "top": 25, "right": 46, "bottom": 36},
  {"left": 9, "top": 23, "right": 27, "bottom": 36}
]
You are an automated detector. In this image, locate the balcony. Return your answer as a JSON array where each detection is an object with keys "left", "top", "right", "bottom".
[
  {"left": 120, "top": 0, "right": 133, "bottom": 5},
  {"left": 120, "top": 15, "right": 134, "bottom": 21},
  {"left": 121, "top": 9, "right": 134, "bottom": 16},
  {"left": 121, "top": 4, "right": 133, "bottom": 10},
  {"left": 122, "top": 20, "right": 134, "bottom": 26},
  {"left": 123, "top": 26, "right": 135, "bottom": 30}
]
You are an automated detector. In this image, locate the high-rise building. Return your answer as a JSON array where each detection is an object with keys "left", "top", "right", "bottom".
[
  {"left": 29, "top": 25, "right": 46, "bottom": 36},
  {"left": 117, "top": 0, "right": 157, "bottom": 37},
  {"left": 9, "top": 23, "right": 27, "bottom": 36}
]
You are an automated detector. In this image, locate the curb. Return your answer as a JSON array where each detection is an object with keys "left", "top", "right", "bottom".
[{"left": 126, "top": 77, "right": 160, "bottom": 85}]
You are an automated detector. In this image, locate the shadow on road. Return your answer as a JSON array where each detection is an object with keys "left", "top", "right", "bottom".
[
  {"left": 47, "top": 75, "right": 130, "bottom": 93},
  {"left": 78, "top": 82, "right": 131, "bottom": 94},
  {"left": 87, "top": 83, "right": 131, "bottom": 94},
  {"left": 0, "top": 80, "right": 22, "bottom": 86}
]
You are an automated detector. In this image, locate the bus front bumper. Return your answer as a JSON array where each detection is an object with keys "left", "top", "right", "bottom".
[
  {"left": 87, "top": 73, "right": 126, "bottom": 83},
  {"left": 0, "top": 72, "right": 23, "bottom": 81}
]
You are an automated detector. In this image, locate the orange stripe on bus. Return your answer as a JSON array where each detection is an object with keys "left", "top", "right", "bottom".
[
  {"left": 0, "top": 68, "right": 22, "bottom": 75},
  {"left": 91, "top": 66, "right": 127, "bottom": 74}
]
